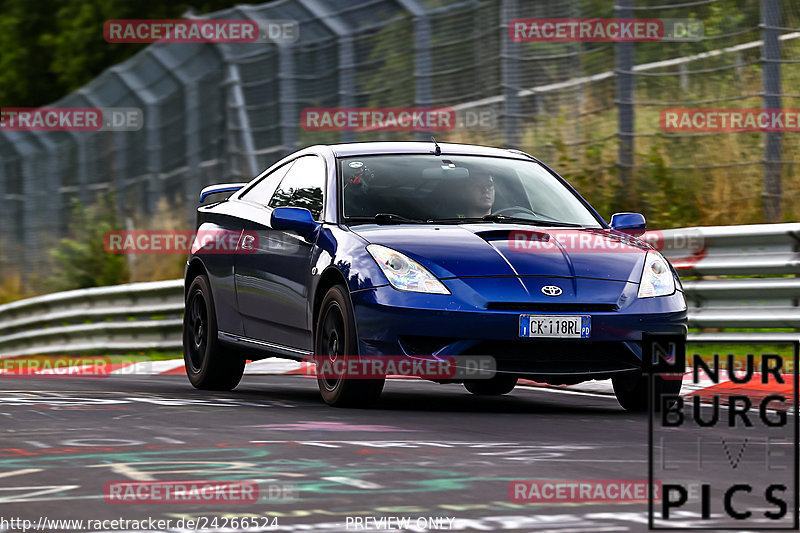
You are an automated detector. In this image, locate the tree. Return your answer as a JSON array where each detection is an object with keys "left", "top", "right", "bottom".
[
  {"left": 0, "top": 0, "right": 243, "bottom": 107},
  {"left": 48, "top": 192, "right": 129, "bottom": 290}
]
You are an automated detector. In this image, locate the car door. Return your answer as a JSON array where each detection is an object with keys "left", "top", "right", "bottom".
[{"left": 234, "top": 155, "right": 326, "bottom": 351}]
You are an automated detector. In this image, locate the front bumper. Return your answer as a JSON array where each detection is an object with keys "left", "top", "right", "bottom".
[{"left": 350, "top": 281, "right": 687, "bottom": 381}]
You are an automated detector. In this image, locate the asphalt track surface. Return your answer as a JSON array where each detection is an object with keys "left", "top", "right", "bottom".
[{"left": 0, "top": 374, "right": 796, "bottom": 532}]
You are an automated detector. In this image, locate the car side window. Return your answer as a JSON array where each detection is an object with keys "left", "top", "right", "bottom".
[
  {"left": 268, "top": 155, "right": 325, "bottom": 220},
  {"left": 239, "top": 161, "right": 295, "bottom": 205}
]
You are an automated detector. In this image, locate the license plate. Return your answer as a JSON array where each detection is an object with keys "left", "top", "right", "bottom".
[{"left": 519, "top": 315, "right": 591, "bottom": 339}]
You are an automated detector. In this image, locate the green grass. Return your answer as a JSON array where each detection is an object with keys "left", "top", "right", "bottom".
[{"left": 2, "top": 351, "right": 182, "bottom": 363}]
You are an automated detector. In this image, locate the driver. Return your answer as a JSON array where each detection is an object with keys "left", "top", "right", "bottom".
[{"left": 458, "top": 171, "right": 495, "bottom": 218}]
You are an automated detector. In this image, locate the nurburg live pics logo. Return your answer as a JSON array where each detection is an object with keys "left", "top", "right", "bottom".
[{"left": 645, "top": 335, "right": 799, "bottom": 529}]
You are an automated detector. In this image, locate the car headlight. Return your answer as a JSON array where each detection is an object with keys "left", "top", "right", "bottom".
[
  {"left": 366, "top": 244, "right": 450, "bottom": 295},
  {"left": 638, "top": 251, "right": 676, "bottom": 298}
]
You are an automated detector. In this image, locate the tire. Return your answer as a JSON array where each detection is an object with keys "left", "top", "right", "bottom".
[
  {"left": 315, "top": 285, "right": 384, "bottom": 407},
  {"left": 183, "top": 274, "right": 245, "bottom": 391},
  {"left": 613, "top": 373, "right": 683, "bottom": 412},
  {"left": 464, "top": 374, "right": 518, "bottom": 396}
]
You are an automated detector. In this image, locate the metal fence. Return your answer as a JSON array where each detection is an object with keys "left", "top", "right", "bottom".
[
  {"left": 1, "top": 223, "right": 797, "bottom": 357},
  {"left": 1, "top": 0, "right": 799, "bottom": 281}
]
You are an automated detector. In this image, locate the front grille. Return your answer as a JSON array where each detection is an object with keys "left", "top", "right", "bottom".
[
  {"left": 397, "top": 335, "right": 640, "bottom": 381},
  {"left": 486, "top": 302, "right": 618, "bottom": 312},
  {"left": 398, "top": 335, "right": 460, "bottom": 356},
  {"left": 465, "top": 340, "right": 640, "bottom": 376}
]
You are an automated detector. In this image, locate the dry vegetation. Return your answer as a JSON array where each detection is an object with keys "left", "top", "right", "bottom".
[
  {"left": 441, "top": 38, "right": 800, "bottom": 227},
  {"left": 125, "top": 199, "right": 192, "bottom": 283},
  {"left": 0, "top": 239, "right": 32, "bottom": 304}
]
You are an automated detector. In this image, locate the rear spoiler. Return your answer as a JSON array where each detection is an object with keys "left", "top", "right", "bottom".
[{"left": 199, "top": 183, "right": 247, "bottom": 203}]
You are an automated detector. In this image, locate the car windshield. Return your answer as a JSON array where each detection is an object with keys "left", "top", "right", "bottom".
[{"left": 339, "top": 154, "right": 602, "bottom": 227}]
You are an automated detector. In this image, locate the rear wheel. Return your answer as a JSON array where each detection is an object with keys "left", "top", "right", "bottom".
[
  {"left": 464, "top": 374, "right": 518, "bottom": 396},
  {"left": 613, "top": 373, "right": 683, "bottom": 412},
  {"left": 315, "top": 285, "right": 384, "bottom": 407},
  {"left": 183, "top": 275, "right": 245, "bottom": 391}
]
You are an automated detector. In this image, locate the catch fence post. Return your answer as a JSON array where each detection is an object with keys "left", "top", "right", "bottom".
[
  {"left": 502, "top": 0, "right": 521, "bottom": 149},
  {"left": 761, "top": 0, "right": 782, "bottom": 222},
  {"left": 615, "top": 0, "right": 635, "bottom": 210}
]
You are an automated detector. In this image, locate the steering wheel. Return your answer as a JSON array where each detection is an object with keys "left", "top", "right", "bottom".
[{"left": 492, "top": 206, "right": 538, "bottom": 218}]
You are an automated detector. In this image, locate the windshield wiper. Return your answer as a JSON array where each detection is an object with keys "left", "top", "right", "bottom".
[
  {"left": 427, "top": 215, "right": 583, "bottom": 227},
  {"left": 346, "top": 213, "right": 425, "bottom": 225},
  {"left": 483, "top": 214, "right": 583, "bottom": 227}
]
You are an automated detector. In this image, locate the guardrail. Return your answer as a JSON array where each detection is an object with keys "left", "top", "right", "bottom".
[
  {"left": 0, "top": 280, "right": 183, "bottom": 357},
  {"left": 659, "top": 222, "right": 800, "bottom": 342},
  {"left": 1, "top": 223, "right": 798, "bottom": 356}
]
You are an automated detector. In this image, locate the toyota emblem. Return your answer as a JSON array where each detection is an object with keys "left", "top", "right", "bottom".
[{"left": 541, "top": 285, "right": 562, "bottom": 297}]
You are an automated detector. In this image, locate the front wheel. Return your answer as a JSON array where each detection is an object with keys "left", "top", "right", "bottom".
[
  {"left": 613, "top": 373, "right": 683, "bottom": 412},
  {"left": 315, "top": 285, "right": 384, "bottom": 407},
  {"left": 183, "top": 275, "right": 245, "bottom": 391}
]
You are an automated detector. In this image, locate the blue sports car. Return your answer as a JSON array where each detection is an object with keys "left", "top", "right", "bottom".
[{"left": 183, "top": 141, "right": 686, "bottom": 409}]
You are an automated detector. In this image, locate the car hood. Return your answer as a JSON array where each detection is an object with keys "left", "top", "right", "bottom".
[{"left": 349, "top": 223, "right": 649, "bottom": 282}]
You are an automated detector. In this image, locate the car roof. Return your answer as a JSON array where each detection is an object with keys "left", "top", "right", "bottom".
[{"left": 324, "top": 141, "right": 534, "bottom": 160}]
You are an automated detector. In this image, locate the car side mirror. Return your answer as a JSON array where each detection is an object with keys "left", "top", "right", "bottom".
[
  {"left": 610, "top": 212, "right": 646, "bottom": 235},
  {"left": 271, "top": 207, "right": 320, "bottom": 238}
]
